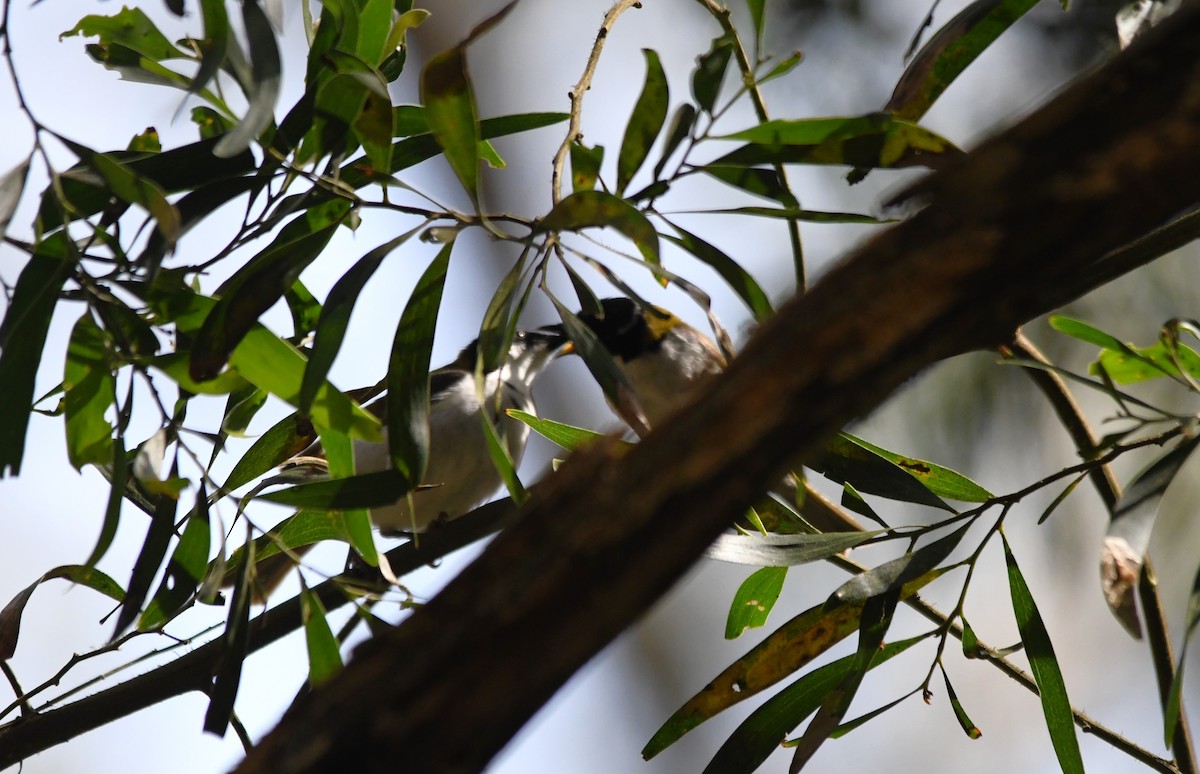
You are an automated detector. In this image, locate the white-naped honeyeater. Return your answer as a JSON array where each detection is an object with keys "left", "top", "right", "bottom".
[
  {"left": 248, "top": 327, "right": 569, "bottom": 596},
  {"left": 556, "top": 296, "right": 862, "bottom": 534}
]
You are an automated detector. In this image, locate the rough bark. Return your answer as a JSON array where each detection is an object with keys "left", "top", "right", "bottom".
[{"left": 231, "top": 8, "right": 1200, "bottom": 774}]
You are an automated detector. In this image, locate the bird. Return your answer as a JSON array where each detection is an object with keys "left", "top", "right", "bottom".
[
  {"left": 555, "top": 296, "right": 862, "bottom": 534},
  {"left": 248, "top": 327, "right": 569, "bottom": 595}
]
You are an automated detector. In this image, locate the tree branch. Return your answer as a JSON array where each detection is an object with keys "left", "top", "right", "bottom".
[{"left": 231, "top": 8, "right": 1200, "bottom": 773}]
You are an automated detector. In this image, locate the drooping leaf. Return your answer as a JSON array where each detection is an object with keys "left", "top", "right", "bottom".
[
  {"left": 0, "top": 157, "right": 30, "bottom": 241},
  {"left": 285, "top": 280, "right": 323, "bottom": 340},
  {"left": 808, "top": 435, "right": 951, "bottom": 511},
  {"left": 188, "top": 0, "right": 231, "bottom": 98},
  {"left": 0, "top": 566, "right": 125, "bottom": 659},
  {"left": 300, "top": 227, "right": 422, "bottom": 413},
  {"left": 1166, "top": 564, "right": 1200, "bottom": 747},
  {"left": 300, "top": 582, "right": 343, "bottom": 686},
  {"left": 419, "top": 3, "right": 517, "bottom": 205},
  {"left": 317, "top": 424, "right": 378, "bottom": 568},
  {"left": 679, "top": 206, "right": 888, "bottom": 224},
  {"left": 726, "top": 566, "right": 787, "bottom": 639},
  {"left": 215, "top": 0, "right": 281, "bottom": 157},
  {"left": 664, "top": 226, "right": 772, "bottom": 322},
  {"left": 63, "top": 313, "right": 116, "bottom": 469},
  {"left": 942, "top": 665, "right": 984, "bottom": 739},
  {"left": 139, "top": 483, "right": 212, "bottom": 630},
  {"left": 388, "top": 241, "right": 453, "bottom": 482},
  {"left": 653, "top": 104, "right": 696, "bottom": 181},
  {"left": 643, "top": 569, "right": 942, "bottom": 758},
  {"left": 0, "top": 246, "right": 75, "bottom": 476},
  {"left": 1102, "top": 435, "right": 1200, "bottom": 638},
  {"left": 113, "top": 464, "right": 181, "bottom": 638},
  {"left": 1003, "top": 533, "right": 1084, "bottom": 774},
  {"left": 691, "top": 33, "right": 734, "bottom": 115},
  {"left": 204, "top": 528, "right": 253, "bottom": 734},
  {"left": 538, "top": 190, "right": 660, "bottom": 267},
  {"left": 886, "top": 0, "right": 1042, "bottom": 121},
  {"left": 697, "top": 634, "right": 928, "bottom": 774},
  {"left": 617, "top": 49, "right": 669, "bottom": 194},
  {"left": 190, "top": 205, "right": 348, "bottom": 381},
  {"left": 224, "top": 412, "right": 320, "bottom": 492},
  {"left": 219, "top": 510, "right": 356, "bottom": 576}
]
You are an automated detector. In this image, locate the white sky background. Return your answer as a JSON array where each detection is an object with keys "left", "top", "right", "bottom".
[{"left": 3, "top": 0, "right": 1200, "bottom": 772}]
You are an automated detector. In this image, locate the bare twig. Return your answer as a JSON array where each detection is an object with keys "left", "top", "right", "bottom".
[{"left": 550, "top": 0, "right": 644, "bottom": 205}]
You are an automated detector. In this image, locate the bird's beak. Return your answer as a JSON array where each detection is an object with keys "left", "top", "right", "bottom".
[{"left": 537, "top": 324, "right": 573, "bottom": 356}]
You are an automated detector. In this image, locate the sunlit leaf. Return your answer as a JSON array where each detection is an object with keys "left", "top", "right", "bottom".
[
  {"left": 1003, "top": 533, "right": 1084, "bottom": 774},
  {"left": 707, "top": 531, "right": 875, "bottom": 567},
  {"left": 506, "top": 410, "right": 604, "bottom": 452},
  {"left": 726, "top": 566, "right": 787, "bottom": 639},
  {"left": 300, "top": 583, "right": 343, "bottom": 686},
  {"left": 60, "top": 7, "right": 185, "bottom": 61},
  {"left": 259, "top": 470, "right": 414, "bottom": 510},
  {"left": 617, "top": 49, "right": 668, "bottom": 194},
  {"left": 388, "top": 242, "right": 453, "bottom": 482}
]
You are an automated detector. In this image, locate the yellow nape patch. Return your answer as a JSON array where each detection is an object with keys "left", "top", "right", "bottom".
[{"left": 644, "top": 309, "right": 683, "bottom": 340}]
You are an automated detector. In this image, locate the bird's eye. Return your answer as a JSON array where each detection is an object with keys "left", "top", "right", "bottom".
[{"left": 516, "top": 330, "right": 527, "bottom": 341}]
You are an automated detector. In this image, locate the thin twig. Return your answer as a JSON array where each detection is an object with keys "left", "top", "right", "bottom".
[
  {"left": 829, "top": 553, "right": 1182, "bottom": 774},
  {"left": 550, "top": 0, "right": 644, "bottom": 205},
  {"left": 1004, "top": 331, "right": 1197, "bottom": 774},
  {"left": 692, "top": 0, "right": 807, "bottom": 290}
]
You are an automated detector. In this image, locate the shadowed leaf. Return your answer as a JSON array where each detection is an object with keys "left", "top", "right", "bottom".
[{"left": 617, "top": 49, "right": 668, "bottom": 194}]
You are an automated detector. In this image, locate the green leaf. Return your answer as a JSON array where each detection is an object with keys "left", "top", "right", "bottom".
[
  {"left": 188, "top": 0, "right": 230, "bottom": 98},
  {"left": 215, "top": 0, "right": 281, "bottom": 157},
  {"left": 85, "top": 148, "right": 182, "bottom": 246},
  {"left": 808, "top": 435, "right": 951, "bottom": 511},
  {"left": 318, "top": 425, "right": 378, "bottom": 567},
  {"left": 698, "top": 634, "right": 927, "bottom": 774},
  {"left": 113, "top": 465, "right": 180, "bottom": 638},
  {"left": 699, "top": 165, "right": 793, "bottom": 204},
  {"left": 538, "top": 190, "right": 660, "bottom": 267},
  {"left": 828, "top": 522, "right": 968, "bottom": 608},
  {"left": 1166, "top": 565, "right": 1200, "bottom": 747},
  {"left": 60, "top": 7, "right": 185, "bottom": 61},
  {"left": 64, "top": 313, "right": 116, "bottom": 469},
  {"left": 570, "top": 141, "right": 604, "bottom": 193},
  {"left": 712, "top": 114, "right": 962, "bottom": 170},
  {"left": 300, "top": 227, "right": 421, "bottom": 413},
  {"left": 644, "top": 570, "right": 941, "bottom": 759},
  {"left": 388, "top": 242, "right": 453, "bottom": 481},
  {"left": 746, "top": 0, "right": 766, "bottom": 53},
  {"left": 0, "top": 565, "right": 125, "bottom": 660},
  {"left": 0, "top": 157, "right": 31, "bottom": 241},
  {"left": 300, "top": 583, "right": 343, "bottom": 686},
  {"left": 885, "top": 0, "right": 1041, "bottom": 121},
  {"left": 224, "top": 412, "right": 320, "bottom": 491},
  {"left": 653, "top": 104, "right": 696, "bottom": 180},
  {"left": 0, "top": 247, "right": 74, "bottom": 476},
  {"left": 691, "top": 34, "right": 734, "bottom": 115},
  {"left": 942, "top": 665, "right": 983, "bottom": 739},
  {"left": 726, "top": 566, "right": 787, "bottom": 639},
  {"left": 1048, "top": 315, "right": 1130, "bottom": 352},
  {"left": 418, "top": 3, "right": 518, "bottom": 205},
  {"left": 139, "top": 484, "right": 212, "bottom": 631},
  {"left": 204, "top": 527, "right": 252, "bottom": 735},
  {"left": 1093, "top": 339, "right": 1200, "bottom": 385},
  {"left": 617, "top": 49, "right": 669, "bottom": 194},
  {"left": 506, "top": 410, "right": 604, "bottom": 452},
  {"left": 258, "top": 469, "right": 413, "bottom": 509},
  {"left": 220, "top": 384, "right": 267, "bottom": 438},
  {"left": 1003, "top": 532, "right": 1084, "bottom": 774},
  {"left": 190, "top": 206, "right": 348, "bottom": 382},
  {"left": 680, "top": 205, "right": 888, "bottom": 224},
  {"left": 664, "top": 226, "right": 772, "bottom": 322},
  {"left": 839, "top": 432, "right": 992, "bottom": 501}
]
